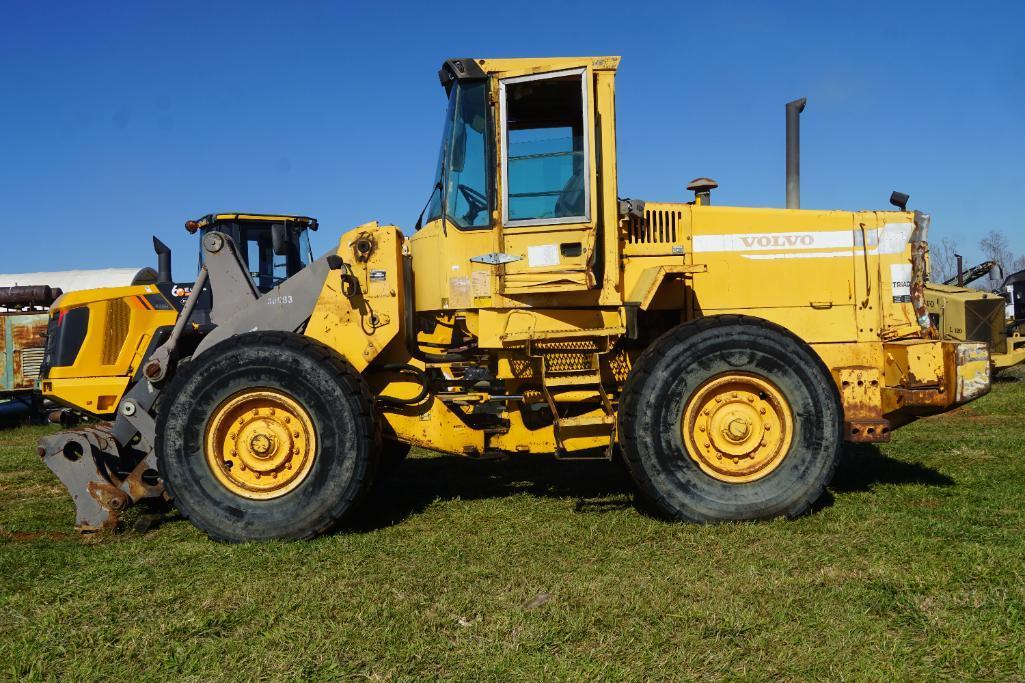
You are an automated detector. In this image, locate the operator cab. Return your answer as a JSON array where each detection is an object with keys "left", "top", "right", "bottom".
[
  {"left": 186, "top": 213, "right": 317, "bottom": 292},
  {"left": 411, "top": 57, "right": 619, "bottom": 303}
]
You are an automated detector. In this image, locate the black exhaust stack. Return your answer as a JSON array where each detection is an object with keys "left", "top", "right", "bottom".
[
  {"left": 153, "top": 237, "right": 172, "bottom": 284},
  {"left": 786, "top": 97, "right": 807, "bottom": 209}
]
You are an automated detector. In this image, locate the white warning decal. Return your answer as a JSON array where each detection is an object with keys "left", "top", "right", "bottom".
[
  {"left": 527, "top": 244, "right": 560, "bottom": 268},
  {"left": 891, "top": 263, "right": 912, "bottom": 303}
]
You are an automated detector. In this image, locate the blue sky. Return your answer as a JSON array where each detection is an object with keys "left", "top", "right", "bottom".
[{"left": 2, "top": 0, "right": 1023, "bottom": 279}]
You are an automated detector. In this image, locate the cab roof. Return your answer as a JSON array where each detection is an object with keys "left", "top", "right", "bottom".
[
  {"left": 184, "top": 213, "right": 318, "bottom": 234},
  {"left": 439, "top": 56, "right": 621, "bottom": 91}
]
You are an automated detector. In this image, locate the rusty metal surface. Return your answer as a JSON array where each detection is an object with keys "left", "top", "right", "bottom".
[
  {"left": 909, "top": 211, "right": 933, "bottom": 334},
  {"left": 37, "top": 424, "right": 163, "bottom": 533},
  {"left": 838, "top": 366, "right": 891, "bottom": 443},
  {"left": 0, "top": 285, "right": 62, "bottom": 308},
  {"left": 2, "top": 310, "right": 48, "bottom": 393},
  {"left": 889, "top": 387, "right": 950, "bottom": 409},
  {"left": 845, "top": 419, "right": 892, "bottom": 443}
]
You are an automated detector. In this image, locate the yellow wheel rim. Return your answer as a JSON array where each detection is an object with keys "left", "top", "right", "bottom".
[
  {"left": 204, "top": 388, "right": 317, "bottom": 499},
  {"left": 681, "top": 372, "right": 793, "bottom": 484}
]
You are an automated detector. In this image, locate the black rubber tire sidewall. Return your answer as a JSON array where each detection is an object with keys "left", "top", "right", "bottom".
[
  {"left": 377, "top": 439, "right": 411, "bottom": 481},
  {"left": 156, "top": 331, "right": 378, "bottom": 542},
  {"left": 619, "top": 315, "right": 842, "bottom": 523}
]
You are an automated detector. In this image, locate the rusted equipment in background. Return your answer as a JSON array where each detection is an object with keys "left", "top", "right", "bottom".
[
  {"left": 1, "top": 286, "right": 60, "bottom": 408},
  {"left": 0, "top": 285, "right": 63, "bottom": 309},
  {"left": 943, "top": 259, "right": 997, "bottom": 288},
  {"left": 1, "top": 310, "right": 48, "bottom": 400}
]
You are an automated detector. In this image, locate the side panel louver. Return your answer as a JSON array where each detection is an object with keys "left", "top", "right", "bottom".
[{"left": 627, "top": 208, "right": 682, "bottom": 244}]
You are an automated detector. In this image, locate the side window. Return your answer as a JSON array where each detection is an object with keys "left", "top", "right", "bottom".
[
  {"left": 501, "top": 69, "right": 589, "bottom": 226},
  {"left": 245, "top": 234, "right": 274, "bottom": 291},
  {"left": 243, "top": 228, "right": 288, "bottom": 292}
]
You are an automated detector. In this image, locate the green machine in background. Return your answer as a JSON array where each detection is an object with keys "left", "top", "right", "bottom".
[{"left": 925, "top": 266, "right": 1025, "bottom": 373}]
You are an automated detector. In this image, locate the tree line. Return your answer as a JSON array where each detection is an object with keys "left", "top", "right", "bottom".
[{"left": 931, "top": 230, "right": 1025, "bottom": 288}]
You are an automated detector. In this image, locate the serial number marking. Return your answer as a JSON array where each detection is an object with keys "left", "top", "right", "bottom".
[{"left": 267, "top": 295, "right": 294, "bottom": 305}]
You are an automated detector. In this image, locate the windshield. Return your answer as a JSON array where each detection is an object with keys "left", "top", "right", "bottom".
[
  {"left": 426, "top": 80, "right": 492, "bottom": 229},
  {"left": 199, "top": 224, "right": 311, "bottom": 292}
]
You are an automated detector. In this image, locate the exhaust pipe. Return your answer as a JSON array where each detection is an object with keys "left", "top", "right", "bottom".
[
  {"left": 786, "top": 97, "right": 807, "bottom": 209},
  {"left": 153, "top": 237, "right": 172, "bottom": 284}
]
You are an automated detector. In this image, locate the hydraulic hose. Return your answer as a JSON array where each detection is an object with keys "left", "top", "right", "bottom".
[{"left": 375, "top": 363, "right": 431, "bottom": 407}]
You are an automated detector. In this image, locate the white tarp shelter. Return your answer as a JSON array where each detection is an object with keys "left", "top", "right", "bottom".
[{"left": 0, "top": 268, "right": 141, "bottom": 293}]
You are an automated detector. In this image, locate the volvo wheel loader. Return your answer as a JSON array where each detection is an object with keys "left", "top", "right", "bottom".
[{"left": 36, "top": 57, "right": 993, "bottom": 541}]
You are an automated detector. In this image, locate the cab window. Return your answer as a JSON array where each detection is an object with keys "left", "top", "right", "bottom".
[
  {"left": 200, "top": 223, "right": 307, "bottom": 292},
  {"left": 501, "top": 69, "right": 589, "bottom": 226},
  {"left": 245, "top": 231, "right": 288, "bottom": 292},
  {"left": 427, "top": 79, "right": 492, "bottom": 230}
]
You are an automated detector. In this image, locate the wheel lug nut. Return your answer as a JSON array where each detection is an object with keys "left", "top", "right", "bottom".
[
  {"left": 699, "top": 426, "right": 705, "bottom": 432},
  {"left": 764, "top": 424, "right": 771, "bottom": 431},
  {"left": 293, "top": 430, "right": 300, "bottom": 438},
  {"left": 269, "top": 408, "right": 275, "bottom": 415},
  {"left": 760, "top": 407, "right": 767, "bottom": 415},
  {"left": 284, "top": 416, "right": 291, "bottom": 423},
  {"left": 747, "top": 396, "right": 754, "bottom": 403}
]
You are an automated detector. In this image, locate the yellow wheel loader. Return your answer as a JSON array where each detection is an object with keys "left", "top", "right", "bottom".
[
  {"left": 923, "top": 262, "right": 1025, "bottom": 373},
  {"left": 37, "top": 57, "right": 994, "bottom": 541}
]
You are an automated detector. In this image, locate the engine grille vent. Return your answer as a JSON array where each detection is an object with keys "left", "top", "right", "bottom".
[
  {"left": 627, "top": 208, "right": 682, "bottom": 244},
  {"left": 19, "top": 348, "right": 45, "bottom": 380},
  {"left": 965, "top": 298, "right": 1005, "bottom": 349},
  {"left": 102, "top": 299, "right": 131, "bottom": 365}
]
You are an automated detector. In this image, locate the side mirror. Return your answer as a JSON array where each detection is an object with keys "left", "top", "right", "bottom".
[{"left": 271, "top": 223, "right": 289, "bottom": 256}]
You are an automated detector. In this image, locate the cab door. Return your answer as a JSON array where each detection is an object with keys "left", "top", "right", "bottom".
[{"left": 494, "top": 64, "right": 599, "bottom": 293}]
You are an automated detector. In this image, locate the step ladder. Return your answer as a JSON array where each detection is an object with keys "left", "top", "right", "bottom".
[{"left": 532, "top": 342, "right": 617, "bottom": 460}]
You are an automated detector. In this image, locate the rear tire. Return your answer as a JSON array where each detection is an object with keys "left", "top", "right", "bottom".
[
  {"left": 156, "top": 331, "right": 379, "bottom": 542},
  {"left": 619, "top": 315, "right": 842, "bottom": 523}
]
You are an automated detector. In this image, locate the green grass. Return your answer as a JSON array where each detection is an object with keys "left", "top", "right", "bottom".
[{"left": 2, "top": 370, "right": 1024, "bottom": 681}]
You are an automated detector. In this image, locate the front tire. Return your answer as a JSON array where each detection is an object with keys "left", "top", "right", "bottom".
[
  {"left": 156, "top": 331, "right": 378, "bottom": 542},
  {"left": 619, "top": 315, "right": 842, "bottom": 523}
]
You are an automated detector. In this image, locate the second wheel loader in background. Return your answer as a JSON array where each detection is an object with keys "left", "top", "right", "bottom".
[{"left": 35, "top": 56, "right": 993, "bottom": 541}]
